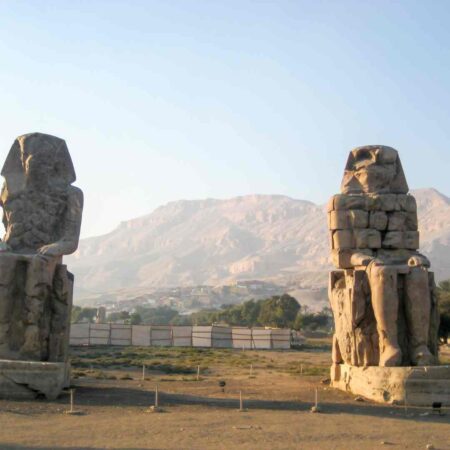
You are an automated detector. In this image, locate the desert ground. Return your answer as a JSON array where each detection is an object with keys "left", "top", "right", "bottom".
[{"left": 0, "top": 341, "right": 449, "bottom": 450}]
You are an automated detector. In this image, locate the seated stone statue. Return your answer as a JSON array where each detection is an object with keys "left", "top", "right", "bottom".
[
  {"left": 0, "top": 133, "right": 83, "bottom": 362},
  {"left": 328, "top": 146, "right": 439, "bottom": 367}
]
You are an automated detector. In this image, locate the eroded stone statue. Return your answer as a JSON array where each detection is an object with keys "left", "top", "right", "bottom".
[
  {"left": 0, "top": 133, "right": 82, "bottom": 396},
  {"left": 328, "top": 146, "right": 439, "bottom": 368}
]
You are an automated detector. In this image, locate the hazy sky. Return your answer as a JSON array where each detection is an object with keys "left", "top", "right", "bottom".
[{"left": 1, "top": 0, "right": 450, "bottom": 237}]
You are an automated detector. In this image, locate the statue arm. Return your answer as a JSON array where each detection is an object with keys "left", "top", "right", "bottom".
[
  {"left": 349, "top": 252, "right": 374, "bottom": 267},
  {"left": 331, "top": 249, "right": 374, "bottom": 269},
  {"left": 38, "top": 186, "right": 84, "bottom": 257}
]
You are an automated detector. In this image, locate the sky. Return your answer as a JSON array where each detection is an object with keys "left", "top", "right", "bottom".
[{"left": 0, "top": 0, "right": 450, "bottom": 238}]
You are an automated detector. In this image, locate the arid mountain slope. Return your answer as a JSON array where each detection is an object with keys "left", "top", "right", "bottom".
[{"left": 68, "top": 189, "right": 450, "bottom": 294}]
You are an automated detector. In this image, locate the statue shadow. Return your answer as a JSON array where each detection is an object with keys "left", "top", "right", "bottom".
[{"left": 53, "top": 384, "right": 449, "bottom": 424}]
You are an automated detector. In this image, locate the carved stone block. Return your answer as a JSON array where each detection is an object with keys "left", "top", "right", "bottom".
[
  {"left": 328, "top": 210, "right": 349, "bottom": 230},
  {"left": 332, "top": 230, "right": 353, "bottom": 249},
  {"left": 387, "top": 212, "right": 407, "bottom": 231},
  {"left": 404, "top": 231, "right": 420, "bottom": 250},
  {"left": 349, "top": 210, "right": 369, "bottom": 228},
  {"left": 382, "top": 231, "right": 404, "bottom": 248},
  {"left": 367, "top": 194, "right": 397, "bottom": 211},
  {"left": 405, "top": 212, "right": 418, "bottom": 231},
  {"left": 333, "top": 194, "right": 366, "bottom": 211},
  {"left": 369, "top": 211, "right": 388, "bottom": 230},
  {"left": 354, "top": 229, "right": 381, "bottom": 249}
]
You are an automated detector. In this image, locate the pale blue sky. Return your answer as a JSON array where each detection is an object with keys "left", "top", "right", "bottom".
[{"left": 0, "top": 0, "right": 449, "bottom": 237}]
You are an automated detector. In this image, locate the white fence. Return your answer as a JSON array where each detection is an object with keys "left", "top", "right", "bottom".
[{"left": 69, "top": 323, "right": 291, "bottom": 349}]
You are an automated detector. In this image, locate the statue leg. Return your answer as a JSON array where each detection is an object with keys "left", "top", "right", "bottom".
[
  {"left": 0, "top": 254, "right": 17, "bottom": 355},
  {"left": 368, "top": 264, "right": 402, "bottom": 367},
  {"left": 404, "top": 266, "right": 434, "bottom": 366},
  {"left": 20, "top": 256, "right": 57, "bottom": 359}
]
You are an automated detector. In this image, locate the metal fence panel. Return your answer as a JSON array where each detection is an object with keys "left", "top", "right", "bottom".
[
  {"left": 271, "top": 329, "right": 291, "bottom": 349},
  {"left": 172, "top": 326, "right": 192, "bottom": 347},
  {"left": 192, "top": 326, "right": 212, "bottom": 347},
  {"left": 232, "top": 327, "right": 252, "bottom": 349},
  {"left": 211, "top": 325, "right": 232, "bottom": 348},
  {"left": 110, "top": 324, "right": 132, "bottom": 346},
  {"left": 132, "top": 325, "right": 151, "bottom": 346},
  {"left": 150, "top": 326, "right": 172, "bottom": 346},
  {"left": 69, "top": 324, "right": 293, "bottom": 349},
  {"left": 69, "top": 323, "right": 90, "bottom": 346},
  {"left": 89, "top": 323, "right": 110, "bottom": 345},
  {"left": 251, "top": 329, "right": 272, "bottom": 349}
]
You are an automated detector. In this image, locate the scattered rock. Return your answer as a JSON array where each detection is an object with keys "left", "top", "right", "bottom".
[
  {"left": 310, "top": 406, "right": 321, "bottom": 413},
  {"left": 354, "top": 396, "right": 365, "bottom": 402},
  {"left": 321, "top": 377, "right": 331, "bottom": 385},
  {"left": 145, "top": 406, "right": 164, "bottom": 413}
]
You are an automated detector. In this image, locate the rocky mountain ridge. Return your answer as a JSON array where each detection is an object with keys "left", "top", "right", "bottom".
[{"left": 67, "top": 188, "right": 450, "bottom": 299}]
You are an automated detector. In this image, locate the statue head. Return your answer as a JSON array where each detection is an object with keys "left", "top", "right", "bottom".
[
  {"left": 341, "top": 145, "right": 408, "bottom": 195},
  {"left": 1, "top": 133, "right": 76, "bottom": 194}
]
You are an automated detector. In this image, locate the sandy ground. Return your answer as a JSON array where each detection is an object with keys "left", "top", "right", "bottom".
[{"left": 0, "top": 348, "right": 449, "bottom": 450}]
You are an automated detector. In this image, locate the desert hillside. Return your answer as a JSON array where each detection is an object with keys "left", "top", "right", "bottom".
[{"left": 67, "top": 188, "right": 450, "bottom": 297}]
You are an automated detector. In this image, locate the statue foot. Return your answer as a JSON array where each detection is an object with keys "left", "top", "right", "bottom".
[
  {"left": 411, "top": 345, "right": 434, "bottom": 366},
  {"left": 379, "top": 346, "right": 402, "bottom": 367}
]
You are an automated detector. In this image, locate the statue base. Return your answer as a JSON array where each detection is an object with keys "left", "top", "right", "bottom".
[
  {"left": 0, "top": 359, "right": 70, "bottom": 400},
  {"left": 331, "top": 363, "right": 450, "bottom": 406}
]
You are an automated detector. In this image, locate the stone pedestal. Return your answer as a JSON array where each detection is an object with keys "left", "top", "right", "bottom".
[
  {"left": 331, "top": 363, "right": 450, "bottom": 406},
  {"left": 0, "top": 359, "right": 70, "bottom": 400}
]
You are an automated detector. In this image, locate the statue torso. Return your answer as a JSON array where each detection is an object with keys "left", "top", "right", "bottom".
[{"left": 1, "top": 187, "right": 68, "bottom": 253}]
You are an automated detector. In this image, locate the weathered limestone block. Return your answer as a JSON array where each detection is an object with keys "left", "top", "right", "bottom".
[
  {"left": 369, "top": 211, "right": 388, "bottom": 230},
  {"left": 404, "top": 231, "right": 420, "bottom": 250},
  {"left": 349, "top": 210, "right": 369, "bottom": 228},
  {"left": 382, "top": 231, "right": 404, "bottom": 249},
  {"left": 397, "top": 194, "right": 417, "bottom": 212},
  {"left": 367, "top": 194, "right": 398, "bottom": 212},
  {"left": 354, "top": 229, "right": 381, "bottom": 249},
  {"left": 0, "top": 359, "right": 68, "bottom": 400},
  {"left": 387, "top": 212, "right": 407, "bottom": 231},
  {"left": 0, "top": 133, "right": 83, "bottom": 399},
  {"left": 331, "top": 249, "right": 373, "bottom": 269},
  {"left": 333, "top": 194, "right": 366, "bottom": 211},
  {"left": 329, "top": 210, "right": 369, "bottom": 230},
  {"left": 332, "top": 230, "right": 353, "bottom": 249},
  {"left": 331, "top": 363, "right": 450, "bottom": 406},
  {"left": 328, "top": 210, "right": 349, "bottom": 230},
  {"left": 327, "top": 146, "right": 441, "bottom": 405}
]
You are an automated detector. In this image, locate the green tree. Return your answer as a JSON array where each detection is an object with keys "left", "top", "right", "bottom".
[
  {"left": 107, "top": 310, "right": 130, "bottom": 323},
  {"left": 257, "top": 294, "right": 300, "bottom": 328},
  {"left": 130, "top": 312, "right": 142, "bottom": 325},
  {"left": 294, "top": 307, "right": 332, "bottom": 331},
  {"left": 134, "top": 306, "right": 179, "bottom": 325},
  {"left": 71, "top": 306, "right": 97, "bottom": 323}
]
